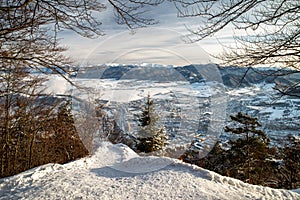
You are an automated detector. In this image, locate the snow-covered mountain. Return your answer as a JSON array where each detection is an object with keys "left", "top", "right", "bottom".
[
  {"left": 1, "top": 142, "right": 299, "bottom": 200},
  {"left": 77, "top": 63, "right": 299, "bottom": 87}
]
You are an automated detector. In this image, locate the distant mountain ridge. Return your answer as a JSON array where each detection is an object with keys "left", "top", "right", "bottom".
[{"left": 78, "top": 64, "right": 298, "bottom": 87}]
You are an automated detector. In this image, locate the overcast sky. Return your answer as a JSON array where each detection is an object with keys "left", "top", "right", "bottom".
[{"left": 61, "top": 2, "right": 238, "bottom": 66}]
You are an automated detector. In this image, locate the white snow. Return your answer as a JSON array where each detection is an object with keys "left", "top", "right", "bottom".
[
  {"left": 260, "top": 107, "right": 285, "bottom": 120},
  {"left": 1, "top": 142, "right": 299, "bottom": 200},
  {"left": 43, "top": 75, "right": 70, "bottom": 95}
]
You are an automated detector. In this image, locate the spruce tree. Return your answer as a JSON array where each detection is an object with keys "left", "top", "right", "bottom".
[
  {"left": 224, "top": 112, "right": 272, "bottom": 184},
  {"left": 136, "top": 94, "right": 167, "bottom": 153}
]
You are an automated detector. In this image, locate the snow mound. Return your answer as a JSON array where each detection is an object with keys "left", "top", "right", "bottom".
[
  {"left": 112, "top": 156, "right": 174, "bottom": 174},
  {"left": 0, "top": 142, "right": 299, "bottom": 200}
]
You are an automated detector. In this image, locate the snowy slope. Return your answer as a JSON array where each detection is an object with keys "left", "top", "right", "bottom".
[{"left": 0, "top": 142, "right": 299, "bottom": 200}]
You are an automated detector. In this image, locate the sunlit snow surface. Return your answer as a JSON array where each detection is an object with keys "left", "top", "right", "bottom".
[{"left": 0, "top": 142, "right": 299, "bottom": 200}]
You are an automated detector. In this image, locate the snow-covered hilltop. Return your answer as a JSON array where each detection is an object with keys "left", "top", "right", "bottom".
[{"left": 1, "top": 142, "right": 299, "bottom": 200}]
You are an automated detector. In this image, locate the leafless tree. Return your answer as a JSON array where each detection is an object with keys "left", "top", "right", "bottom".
[
  {"left": 107, "top": 0, "right": 164, "bottom": 28},
  {"left": 0, "top": 0, "right": 164, "bottom": 80},
  {"left": 0, "top": 64, "right": 89, "bottom": 177},
  {"left": 0, "top": 62, "right": 50, "bottom": 176},
  {"left": 174, "top": 0, "right": 299, "bottom": 96}
]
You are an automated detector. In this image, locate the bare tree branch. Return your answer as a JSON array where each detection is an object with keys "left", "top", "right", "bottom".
[{"left": 174, "top": 0, "right": 299, "bottom": 96}]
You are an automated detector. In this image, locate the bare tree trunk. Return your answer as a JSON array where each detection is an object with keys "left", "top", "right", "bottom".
[
  {"left": 246, "top": 131, "right": 251, "bottom": 183},
  {"left": 13, "top": 131, "right": 22, "bottom": 174},
  {"left": 28, "top": 129, "right": 37, "bottom": 169},
  {"left": 3, "top": 76, "right": 11, "bottom": 176}
]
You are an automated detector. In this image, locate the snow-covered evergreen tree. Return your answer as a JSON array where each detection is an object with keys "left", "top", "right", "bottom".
[{"left": 136, "top": 94, "right": 167, "bottom": 153}]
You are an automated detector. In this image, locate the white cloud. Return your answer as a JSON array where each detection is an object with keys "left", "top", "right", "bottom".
[{"left": 61, "top": 3, "right": 237, "bottom": 66}]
